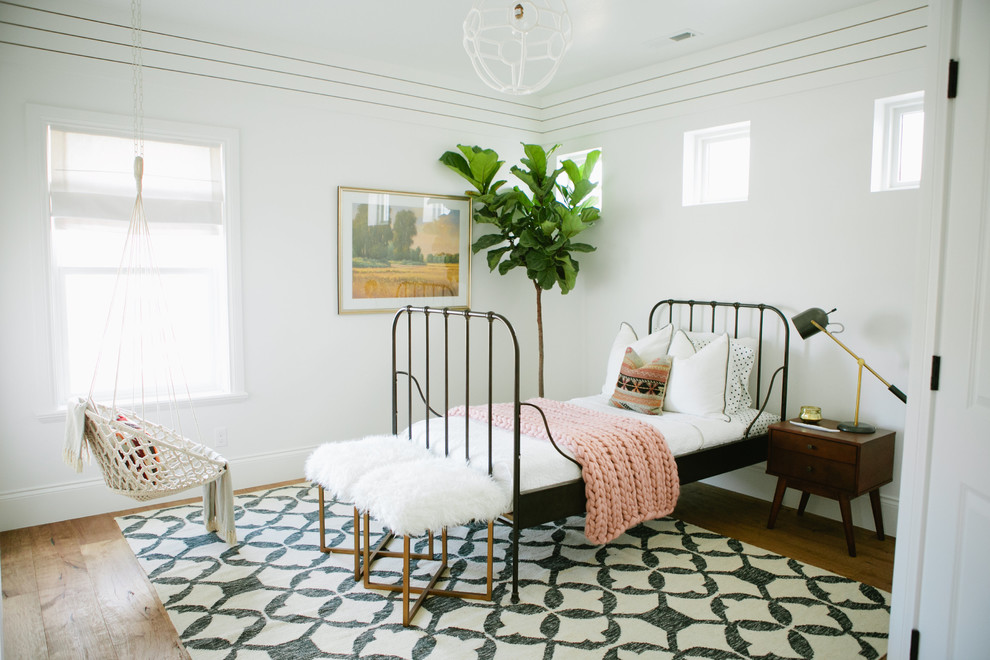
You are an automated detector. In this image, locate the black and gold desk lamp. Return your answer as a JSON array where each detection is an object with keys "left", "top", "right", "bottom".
[{"left": 792, "top": 307, "right": 907, "bottom": 433}]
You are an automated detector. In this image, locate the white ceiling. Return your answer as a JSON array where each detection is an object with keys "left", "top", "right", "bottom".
[{"left": 84, "top": 0, "right": 876, "bottom": 98}]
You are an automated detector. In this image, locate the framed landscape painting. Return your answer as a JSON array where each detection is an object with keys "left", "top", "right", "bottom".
[{"left": 338, "top": 187, "right": 471, "bottom": 314}]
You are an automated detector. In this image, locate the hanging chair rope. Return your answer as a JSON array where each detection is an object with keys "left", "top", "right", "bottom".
[{"left": 61, "top": 0, "right": 235, "bottom": 544}]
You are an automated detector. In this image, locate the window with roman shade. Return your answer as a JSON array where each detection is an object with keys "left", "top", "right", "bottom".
[{"left": 45, "top": 121, "right": 239, "bottom": 405}]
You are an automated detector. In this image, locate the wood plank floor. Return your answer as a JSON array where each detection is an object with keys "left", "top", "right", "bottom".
[{"left": 2, "top": 481, "right": 895, "bottom": 658}]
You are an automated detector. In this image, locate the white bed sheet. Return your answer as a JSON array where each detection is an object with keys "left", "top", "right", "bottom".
[{"left": 404, "top": 395, "right": 779, "bottom": 494}]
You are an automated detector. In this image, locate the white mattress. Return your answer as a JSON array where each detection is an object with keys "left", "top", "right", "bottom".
[{"left": 403, "top": 395, "right": 779, "bottom": 494}]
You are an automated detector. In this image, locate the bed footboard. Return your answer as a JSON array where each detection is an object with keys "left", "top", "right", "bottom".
[{"left": 391, "top": 305, "right": 526, "bottom": 602}]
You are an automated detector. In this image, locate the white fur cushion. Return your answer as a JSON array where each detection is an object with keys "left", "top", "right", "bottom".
[
  {"left": 305, "top": 435, "right": 426, "bottom": 502},
  {"left": 350, "top": 457, "right": 511, "bottom": 537}
]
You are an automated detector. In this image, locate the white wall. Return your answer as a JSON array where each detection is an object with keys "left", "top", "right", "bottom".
[
  {"left": 0, "top": 45, "right": 540, "bottom": 530},
  {"left": 560, "top": 66, "right": 925, "bottom": 533},
  {"left": 0, "top": 0, "right": 928, "bottom": 534}
]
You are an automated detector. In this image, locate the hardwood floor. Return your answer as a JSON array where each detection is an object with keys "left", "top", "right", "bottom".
[
  {"left": 672, "top": 482, "right": 895, "bottom": 592},
  {"left": 1, "top": 481, "right": 895, "bottom": 658}
]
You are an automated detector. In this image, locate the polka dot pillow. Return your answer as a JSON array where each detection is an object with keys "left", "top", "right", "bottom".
[{"left": 683, "top": 331, "right": 758, "bottom": 415}]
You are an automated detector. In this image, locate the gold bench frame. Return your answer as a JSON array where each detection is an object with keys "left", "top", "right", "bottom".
[{"left": 317, "top": 485, "right": 497, "bottom": 626}]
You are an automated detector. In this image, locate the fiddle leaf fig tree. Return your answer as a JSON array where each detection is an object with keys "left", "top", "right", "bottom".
[{"left": 439, "top": 143, "right": 601, "bottom": 396}]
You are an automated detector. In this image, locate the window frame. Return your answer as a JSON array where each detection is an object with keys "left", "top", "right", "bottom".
[
  {"left": 871, "top": 91, "right": 925, "bottom": 192},
  {"left": 29, "top": 105, "right": 245, "bottom": 416},
  {"left": 682, "top": 121, "right": 751, "bottom": 206}
]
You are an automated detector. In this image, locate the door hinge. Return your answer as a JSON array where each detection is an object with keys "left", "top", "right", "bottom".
[
  {"left": 948, "top": 59, "right": 959, "bottom": 98},
  {"left": 910, "top": 628, "right": 920, "bottom": 660},
  {"left": 931, "top": 355, "right": 941, "bottom": 391}
]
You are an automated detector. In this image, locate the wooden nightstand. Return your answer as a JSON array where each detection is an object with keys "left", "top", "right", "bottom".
[{"left": 766, "top": 419, "right": 894, "bottom": 556}]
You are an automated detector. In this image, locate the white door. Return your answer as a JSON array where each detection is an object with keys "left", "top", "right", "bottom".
[{"left": 915, "top": 0, "right": 990, "bottom": 655}]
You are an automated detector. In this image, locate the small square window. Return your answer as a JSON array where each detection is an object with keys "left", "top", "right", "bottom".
[
  {"left": 683, "top": 121, "right": 751, "bottom": 206},
  {"left": 871, "top": 91, "right": 925, "bottom": 192}
]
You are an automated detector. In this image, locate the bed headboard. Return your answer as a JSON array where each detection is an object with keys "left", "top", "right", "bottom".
[
  {"left": 391, "top": 299, "right": 790, "bottom": 444},
  {"left": 648, "top": 299, "right": 790, "bottom": 420}
]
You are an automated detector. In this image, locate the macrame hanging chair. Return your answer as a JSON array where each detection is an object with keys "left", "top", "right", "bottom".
[{"left": 62, "top": 0, "right": 235, "bottom": 543}]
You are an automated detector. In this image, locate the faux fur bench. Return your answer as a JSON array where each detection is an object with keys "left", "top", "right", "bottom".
[{"left": 306, "top": 434, "right": 510, "bottom": 626}]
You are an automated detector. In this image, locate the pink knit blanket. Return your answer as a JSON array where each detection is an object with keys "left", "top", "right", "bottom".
[{"left": 449, "top": 398, "right": 679, "bottom": 544}]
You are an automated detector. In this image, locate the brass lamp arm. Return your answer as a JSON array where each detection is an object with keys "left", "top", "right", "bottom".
[{"left": 811, "top": 320, "right": 907, "bottom": 403}]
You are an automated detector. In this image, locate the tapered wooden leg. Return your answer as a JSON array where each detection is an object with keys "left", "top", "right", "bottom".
[
  {"left": 796, "top": 492, "right": 811, "bottom": 516},
  {"left": 869, "top": 489, "right": 885, "bottom": 540},
  {"left": 767, "top": 478, "right": 788, "bottom": 529},
  {"left": 838, "top": 493, "right": 856, "bottom": 557}
]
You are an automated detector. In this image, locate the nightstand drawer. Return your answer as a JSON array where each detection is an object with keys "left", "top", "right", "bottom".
[
  {"left": 770, "top": 430, "right": 857, "bottom": 463},
  {"left": 768, "top": 449, "right": 856, "bottom": 491}
]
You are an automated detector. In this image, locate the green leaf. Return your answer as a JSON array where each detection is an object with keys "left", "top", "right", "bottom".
[
  {"left": 467, "top": 148, "right": 504, "bottom": 193},
  {"left": 569, "top": 179, "right": 597, "bottom": 206},
  {"left": 519, "top": 229, "right": 546, "bottom": 248},
  {"left": 568, "top": 242, "right": 596, "bottom": 253},
  {"left": 560, "top": 159, "right": 581, "bottom": 185},
  {"left": 580, "top": 207, "right": 601, "bottom": 224},
  {"left": 438, "top": 151, "right": 476, "bottom": 188},
  {"left": 560, "top": 208, "right": 584, "bottom": 238},
  {"left": 539, "top": 168, "right": 563, "bottom": 199},
  {"left": 525, "top": 250, "right": 552, "bottom": 272},
  {"left": 520, "top": 143, "right": 548, "bottom": 178},
  {"left": 536, "top": 267, "right": 557, "bottom": 290},
  {"left": 580, "top": 150, "right": 601, "bottom": 179},
  {"left": 511, "top": 165, "right": 538, "bottom": 195},
  {"left": 472, "top": 232, "right": 506, "bottom": 252},
  {"left": 486, "top": 246, "right": 510, "bottom": 270},
  {"left": 558, "top": 255, "right": 577, "bottom": 294},
  {"left": 498, "top": 259, "right": 519, "bottom": 275}
]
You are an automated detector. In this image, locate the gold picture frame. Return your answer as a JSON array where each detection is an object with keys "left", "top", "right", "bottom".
[{"left": 338, "top": 187, "right": 472, "bottom": 314}]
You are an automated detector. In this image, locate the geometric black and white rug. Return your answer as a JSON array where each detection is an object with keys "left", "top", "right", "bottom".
[{"left": 117, "top": 483, "right": 890, "bottom": 659}]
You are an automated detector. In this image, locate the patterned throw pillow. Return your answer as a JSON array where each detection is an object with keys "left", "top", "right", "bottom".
[
  {"left": 608, "top": 347, "right": 672, "bottom": 415},
  {"left": 600, "top": 322, "right": 673, "bottom": 396}
]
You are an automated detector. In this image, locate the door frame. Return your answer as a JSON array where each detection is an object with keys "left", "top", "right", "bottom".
[{"left": 888, "top": 0, "right": 957, "bottom": 655}]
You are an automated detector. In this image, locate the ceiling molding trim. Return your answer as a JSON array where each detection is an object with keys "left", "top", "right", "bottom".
[
  {"left": 535, "top": 3, "right": 929, "bottom": 136},
  {"left": 0, "top": 1, "right": 543, "bottom": 133},
  {"left": 0, "top": 1, "right": 928, "bottom": 138}
]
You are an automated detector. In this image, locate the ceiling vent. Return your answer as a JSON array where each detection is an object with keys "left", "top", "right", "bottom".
[{"left": 669, "top": 30, "right": 699, "bottom": 42}]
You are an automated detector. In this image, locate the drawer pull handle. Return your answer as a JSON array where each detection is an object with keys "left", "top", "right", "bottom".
[
  {"left": 807, "top": 444, "right": 816, "bottom": 450},
  {"left": 805, "top": 466, "right": 814, "bottom": 473}
]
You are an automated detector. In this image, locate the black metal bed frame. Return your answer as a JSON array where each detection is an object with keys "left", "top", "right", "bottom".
[{"left": 391, "top": 299, "right": 790, "bottom": 604}]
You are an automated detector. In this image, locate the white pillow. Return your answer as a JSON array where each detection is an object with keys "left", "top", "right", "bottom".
[
  {"left": 682, "top": 331, "right": 758, "bottom": 414},
  {"left": 600, "top": 323, "right": 673, "bottom": 396},
  {"left": 663, "top": 332, "right": 730, "bottom": 415}
]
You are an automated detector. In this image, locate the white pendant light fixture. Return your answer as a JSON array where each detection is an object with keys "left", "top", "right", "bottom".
[{"left": 463, "top": 0, "right": 572, "bottom": 95}]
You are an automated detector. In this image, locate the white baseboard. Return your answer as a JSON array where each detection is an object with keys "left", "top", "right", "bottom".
[
  {"left": 0, "top": 444, "right": 320, "bottom": 532},
  {"left": 2, "top": 454, "right": 901, "bottom": 537},
  {"left": 701, "top": 463, "right": 900, "bottom": 537}
]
